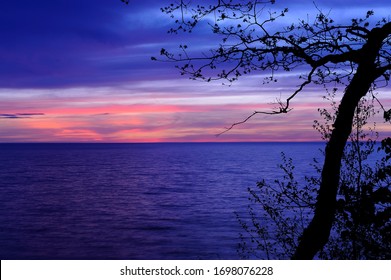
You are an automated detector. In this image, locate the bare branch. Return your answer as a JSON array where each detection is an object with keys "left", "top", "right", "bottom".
[
  {"left": 217, "top": 65, "right": 316, "bottom": 136},
  {"left": 215, "top": 108, "right": 288, "bottom": 137}
]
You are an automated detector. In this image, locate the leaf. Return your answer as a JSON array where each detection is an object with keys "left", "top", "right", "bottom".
[{"left": 384, "top": 109, "right": 391, "bottom": 122}]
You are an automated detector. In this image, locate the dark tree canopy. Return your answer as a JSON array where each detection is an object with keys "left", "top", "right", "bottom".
[{"left": 157, "top": 0, "right": 391, "bottom": 259}]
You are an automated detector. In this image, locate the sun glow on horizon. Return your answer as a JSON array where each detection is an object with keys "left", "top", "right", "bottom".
[{"left": 0, "top": 85, "right": 331, "bottom": 143}]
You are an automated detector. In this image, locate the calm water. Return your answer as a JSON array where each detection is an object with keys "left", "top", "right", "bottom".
[{"left": 0, "top": 142, "right": 325, "bottom": 259}]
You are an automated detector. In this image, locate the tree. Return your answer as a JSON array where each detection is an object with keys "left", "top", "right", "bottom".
[
  {"left": 157, "top": 1, "right": 391, "bottom": 259},
  {"left": 237, "top": 92, "right": 390, "bottom": 259}
]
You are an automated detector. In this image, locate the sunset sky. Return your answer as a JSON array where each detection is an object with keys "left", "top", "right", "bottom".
[{"left": 1, "top": 0, "right": 391, "bottom": 142}]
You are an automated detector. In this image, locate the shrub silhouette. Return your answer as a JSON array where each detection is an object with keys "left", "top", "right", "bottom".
[{"left": 238, "top": 93, "right": 391, "bottom": 259}]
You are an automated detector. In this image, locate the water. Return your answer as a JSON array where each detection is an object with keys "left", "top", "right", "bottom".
[{"left": 0, "top": 142, "right": 324, "bottom": 259}]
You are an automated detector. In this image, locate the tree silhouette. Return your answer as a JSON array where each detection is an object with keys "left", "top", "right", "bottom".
[
  {"left": 157, "top": 1, "right": 391, "bottom": 259},
  {"left": 237, "top": 92, "right": 390, "bottom": 259}
]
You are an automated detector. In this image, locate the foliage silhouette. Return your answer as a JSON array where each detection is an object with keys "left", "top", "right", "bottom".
[
  {"left": 237, "top": 93, "right": 391, "bottom": 259},
  {"left": 158, "top": 0, "right": 391, "bottom": 259}
]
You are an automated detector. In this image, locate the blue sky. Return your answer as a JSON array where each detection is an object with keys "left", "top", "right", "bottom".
[{"left": 0, "top": 0, "right": 390, "bottom": 142}]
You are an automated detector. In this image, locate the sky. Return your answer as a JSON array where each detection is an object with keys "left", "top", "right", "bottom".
[{"left": 1, "top": 0, "right": 391, "bottom": 142}]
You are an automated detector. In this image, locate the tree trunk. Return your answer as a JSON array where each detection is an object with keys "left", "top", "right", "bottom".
[
  {"left": 292, "top": 71, "right": 372, "bottom": 259},
  {"left": 292, "top": 25, "right": 390, "bottom": 259}
]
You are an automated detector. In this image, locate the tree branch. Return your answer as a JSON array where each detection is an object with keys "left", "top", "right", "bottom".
[{"left": 217, "top": 67, "right": 315, "bottom": 136}]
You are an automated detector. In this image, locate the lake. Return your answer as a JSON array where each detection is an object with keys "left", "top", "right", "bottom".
[{"left": 0, "top": 142, "right": 325, "bottom": 259}]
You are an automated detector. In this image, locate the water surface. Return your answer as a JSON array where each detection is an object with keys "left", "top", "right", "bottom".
[{"left": 0, "top": 142, "right": 324, "bottom": 259}]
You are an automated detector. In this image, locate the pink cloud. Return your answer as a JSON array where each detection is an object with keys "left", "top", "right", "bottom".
[{"left": 1, "top": 85, "right": 391, "bottom": 142}]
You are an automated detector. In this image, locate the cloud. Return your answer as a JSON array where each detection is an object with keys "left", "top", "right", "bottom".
[
  {"left": 1, "top": 1, "right": 391, "bottom": 142},
  {"left": 0, "top": 113, "right": 45, "bottom": 119},
  {"left": 0, "top": 0, "right": 175, "bottom": 88},
  {"left": 2, "top": 0, "right": 390, "bottom": 89}
]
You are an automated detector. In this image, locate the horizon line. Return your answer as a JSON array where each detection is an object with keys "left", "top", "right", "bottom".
[{"left": 0, "top": 140, "right": 328, "bottom": 144}]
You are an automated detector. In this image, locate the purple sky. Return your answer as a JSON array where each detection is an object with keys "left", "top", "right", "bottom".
[{"left": 1, "top": 0, "right": 390, "bottom": 142}]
